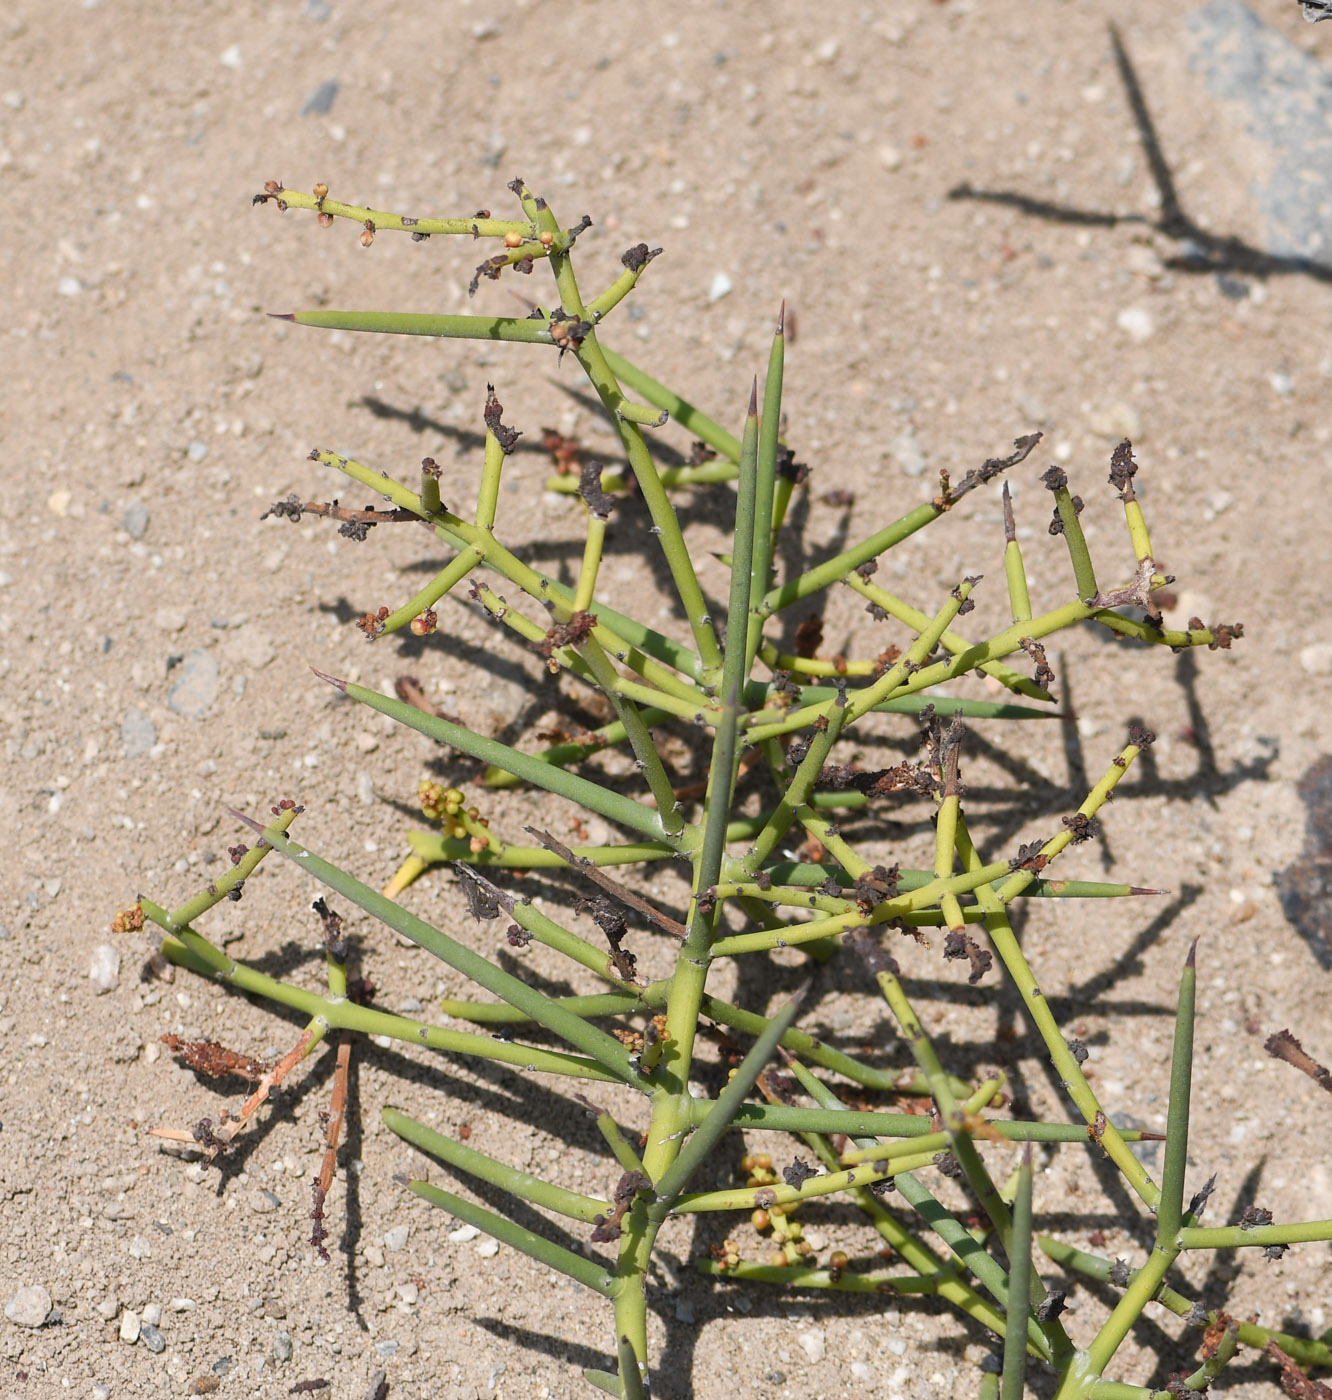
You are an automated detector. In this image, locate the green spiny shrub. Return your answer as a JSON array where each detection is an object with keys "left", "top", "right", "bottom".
[{"left": 126, "top": 175, "right": 1332, "bottom": 1400}]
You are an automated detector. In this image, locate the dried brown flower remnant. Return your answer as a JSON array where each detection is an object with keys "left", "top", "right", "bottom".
[
  {"left": 483, "top": 384, "right": 522, "bottom": 453},
  {"left": 621, "top": 242, "right": 661, "bottom": 272},
  {"left": 1019, "top": 636, "right": 1055, "bottom": 693},
  {"left": 853, "top": 864, "right": 901, "bottom": 914},
  {"left": 112, "top": 904, "right": 145, "bottom": 933},
  {"left": 541, "top": 426, "right": 582, "bottom": 475},
  {"left": 793, "top": 614, "right": 823, "bottom": 660},
  {"left": 1265, "top": 1028, "right": 1332, "bottom": 1094},
  {"left": 591, "top": 1170, "right": 651, "bottom": 1243},
  {"left": 161, "top": 1035, "right": 270, "bottom": 1083},
  {"left": 579, "top": 460, "right": 615, "bottom": 518},
  {"left": 1109, "top": 438, "right": 1139, "bottom": 501},
  {"left": 356, "top": 606, "right": 390, "bottom": 639},
  {"left": 539, "top": 610, "right": 596, "bottom": 660},
  {"left": 943, "top": 928, "right": 994, "bottom": 984},
  {"left": 1009, "top": 840, "right": 1048, "bottom": 873},
  {"left": 1061, "top": 812, "right": 1100, "bottom": 844}
]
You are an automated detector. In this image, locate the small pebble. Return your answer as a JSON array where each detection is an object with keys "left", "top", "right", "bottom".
[
  {"left": 5, "top": 1284, "right": 51, "bottom": 1328},
  {"left": 674, "top": 1298, "right": 695, "bottom": 1323},
  {"left": 851, "top": 1360, "right": 873, "bottom": 1380},
  {"left": 1270, "top": 371, "right": 1295, "bottom": 397},
  {"left": 120, "top": 1308, "right": 141, "bottom": 1344},
  {"left": 89, "top": 944, "right": 121, "bottom": 994},
  {"left": 143, "top": 1303, "right": 162, "bottom": 1326},
  {"left": 169, "top": 650, "right": 220, "bottom": 718},
  {"left": 96, "top": 1294, "right": 120, "bottom": 1321},
  {"left": 129, "top": 1234, "right": 152, "bottom": 1260},
  {"left": 888, "top": 425, "right": 927, "bottom": 477},
  {"left": 250, "top": 1189, "right": 281, "bottom": 1214},
  {"left": 878, "top": 144, "right": 904, "bottom": 171},
  {"left": 187, "top": 439, "right": 209, "bottom": 462},
  {"left": 449, "top": 1224, "right": 481, "bottom": 1243},
  {"left": 122, "top": 707, "right": 157, "bottom": 759},
  {"left": 1116, "top": 306, "right": 1154, "bottom": 341},
  {"left": 154, "top": 608, "right": 188, "bottom": 633},
  {"left": 476, "top": 1238, "right": 499, "bottom": 1258},
  {"left": 304, "top": 0, "right": 331, "bottom": 18},
  {"left": 141, "top": 1323, "right": 166, "bottom": 1353},
  {"left": 1300, "top": 643, "right": 1332, "bottom": 675},
  {"left": 384, "top": 1225, "right": 410, "bottom": 1252},
  {"left": 396, "top": 1283, "right": 419, "bottom": 1306},
  {"left": 123, "top": 502, "right": 150, "bottom": 539},
  {"left": 797, "top": 1327, "right": 826, "bottom": 1363},
  {"left": 273, "top": 1330, "right": 293, "bottom": 1362},
  {"left": 219, "top": 45, "right": 241, "bottom": 69},
  {"left": 171, "top": 1297, "right": 196, "bottom": 1312},
  {"left": 303, "top": 79, "right": 339, "bottom": 116},
  {"left": 375, "top": 1339, "right": 400, "bottom": 1358},
  {"left": 93, "top": 1387, "right": 111, "bottom": 1400},
  {"left": 707, "top": 271, "right": 733, "bottom": 303}
]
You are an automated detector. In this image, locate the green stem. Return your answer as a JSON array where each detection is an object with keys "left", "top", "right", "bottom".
[
  {"left": 326, "top": 675, "right": 673, "bottom": 845},
  {"left": 405, "top": 1178, "right": 614, "bottom": 1296},
  {"left": 385, "top": 1108, "right": 610, "bottom": 1222}
]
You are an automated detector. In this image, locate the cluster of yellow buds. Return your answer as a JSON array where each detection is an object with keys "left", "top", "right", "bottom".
[
  {"left": 739, "top": 1152, "right": 815, "bottom": 1267},
  {"left": 418, "top": 781, "right": 493, "bottom": 853},
  {"left": 711, "top": 1238, "right": 741, "bottom": 1273}
]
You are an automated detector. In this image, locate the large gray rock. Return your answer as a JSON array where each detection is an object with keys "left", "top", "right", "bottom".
[{"left": 1189, "top": 1, "right": 1332, "bottom": 259}]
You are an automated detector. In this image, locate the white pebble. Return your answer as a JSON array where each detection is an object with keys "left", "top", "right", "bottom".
[
  {"left": 5, "top": 1285, "right": 51, "bottom": 1328},
  {"left": 384, "top": 1225, "right": 410, "bottom": 1252},
  {"left": 476, "top": 1238, "right": 499, "bottom": 1258},
  {"left": 1270, "top": 371, "right": 1295, "bottom": 397},
  {"left": 1300, "top": 643, "right": 1332, "bottom": 676},
  {"left": 1116, "top": 306, "right": 1154, "bottom": 342},
  {"left": 58, "top": 276, "right": 82, "bottom": 297},
  {"left": 707, "top": 271, "right": 733, "bottom": 304},
  {"left": 797, "top": 1327, "right": 826, "bottom": 1363},
  {"left": 142, "top": 1302, "right": 162, "bottom": 1326},
  {"left": 878, "top": 144, "right": 904, "bottom": 171},
  {"left": 449, "top": 1224, "right": 481, "bottom": 1242},
  {"left": 219, "top": 44, "right": 241, "bottom": 69},
  {"left": 119, "top": 1308, "right": 141, "bottom": 1344},
  {"left": 89, "top": 943, "right": 121, "bottom": 994}
]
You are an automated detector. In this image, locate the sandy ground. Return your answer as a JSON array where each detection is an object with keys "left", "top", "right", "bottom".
[{"left": 3, "top": 1, "right": 1332, "bottom": 1397}]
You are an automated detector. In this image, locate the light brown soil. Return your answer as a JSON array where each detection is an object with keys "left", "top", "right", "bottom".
[{"left": 3, "top": 2, "right": 1331, "bottom": 1398}]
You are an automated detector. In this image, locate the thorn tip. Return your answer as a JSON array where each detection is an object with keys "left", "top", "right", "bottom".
[{"left": 310, "top": 667, "right": 348, "bottom": 691}]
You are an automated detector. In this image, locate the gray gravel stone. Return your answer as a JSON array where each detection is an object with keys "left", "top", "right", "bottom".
[
  {"left": 121, "top": 706, "right": 157, "bottom": 758},
  {"left": 303, "top": 79, "right": 339, "bottom": 116},
  {"left": 168, "top": 650, "right": 219, "bottom": 718},
  {"left": 273, "top": 1330, "right": 293, "bottom": 1361},
  {"left": 89, "top": 943, "right": 121, "bottom": 994},
  {"left": 384, "top": 1224, "right": 410, "bottom": 1252},
  {"left": 5, "top": 1284, "right": 51, "bottom": 1328},
  {"left": 1189, "top": 1, "right": 1332, "bottom": 260},
  {"left": 123, "top": 502, "right": 150, "bottom": 539},
  {"left": 141, "top": 1322, "right": 165, "bottom": 1353}
]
